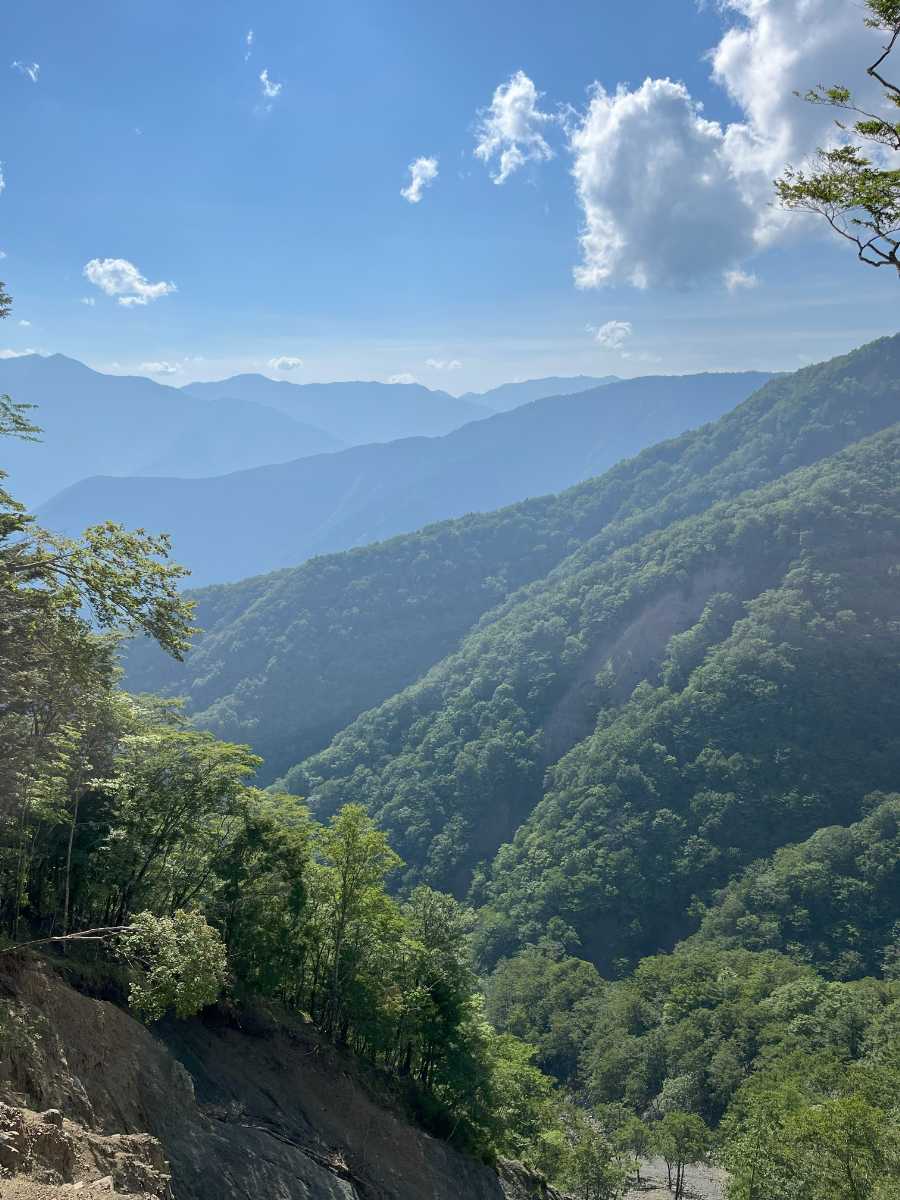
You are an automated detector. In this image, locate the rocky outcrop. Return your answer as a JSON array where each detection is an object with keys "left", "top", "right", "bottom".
[{"left": 0, "top": 959, "right": 563, "bottom": 1200}]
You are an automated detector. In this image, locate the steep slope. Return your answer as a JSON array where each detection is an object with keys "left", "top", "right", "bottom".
[
  {"left": 463, "top": 375, "right": 619, "bottom": 412},
  {"left": 45, "top": 371, "right": 767, "bottom": 586},
  {"left": 0, "top": 959, "right": 559, "bottom": 1200},
  {"left": 284, "top": 425, "right": 900, "bottom": 933},
  {"left": 688, "top": 794, "right": 900, "bottom": 978},
  {"left": 0, "top": 354, "right": 341, "bottom": 507},
  {"left": 183, "top": 374, "right": 487, "bottom": 444}
]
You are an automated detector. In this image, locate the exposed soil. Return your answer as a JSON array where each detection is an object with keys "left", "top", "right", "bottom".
[{"left": 0, "top": 958, "right": 563, "bottom": 1200}]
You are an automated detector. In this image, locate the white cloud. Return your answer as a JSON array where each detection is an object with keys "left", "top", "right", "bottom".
[
  {"left": 0, "top": 251, "right": 6, "bottom": 259},
  {"left": 474, "top": 70, "right": 555, "bottom": 184},
  {"left": 139, "top": 361, "right": 180, "bottom": 375},
  {"left": 424, "top": 358, "right": 462, "bottom": 370},
  {"left": 0, "top": 348, "right": 35, "bottom": 359},
  {"left": 0, "top": 163, "right": 5, "bottom": 194},
  {"left": 725, "top": 267, "right": 759, "bottom": 291},
  {"left": 11, "top": 61, "right": 39, "bottom": 83},
  {"left": 79, "top": 296, "right": 96, "bottom": 306},
  {"left": 244, "top": 29, "right": 254, "bottom": 61},
  {"left": 568, "top": 0, "right": 884, "bottom": 290},
  {"left": 571, "top": 78, "right": 758, "bottom": 290},
  {"left": 83, "top": 258, "right": 176, "bottom": 307},
  {"left": 590, "top": 319, "right": 633, "bottom": 350},
  {"left": 401, "top": 156, "right": 439, "bottom": 204},
  {"left": 259, "top": 68, "right": 283, "bottom": 103},
  {"left": 388, "top": 372, "right": 417, "bottom": 385},
  {"left": 17, "top": 319, "right": 30, "bottom": 327},
  {"left": 268, "top": 355, "right": 303, "bottom": 371}
]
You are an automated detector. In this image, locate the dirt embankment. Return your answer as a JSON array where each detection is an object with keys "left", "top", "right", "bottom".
[{"left": 0, "top": 958, "right": 563, "bottom": 1200}]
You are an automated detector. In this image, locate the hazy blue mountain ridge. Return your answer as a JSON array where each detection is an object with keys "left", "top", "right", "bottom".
[
  {"left": 0, "top": 353, "right": 342, "bottom": 506},
  {"left": 42, "top": 371, "right": 770, "bottom": 586}
]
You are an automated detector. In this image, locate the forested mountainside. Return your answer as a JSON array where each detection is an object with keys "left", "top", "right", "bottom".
[
  {"left": 287, "top": 425, "right": 900, "bottom": 939},
  {"left": 462, "top": 374, "right": 619, "bottom": 411},
  {"left": 41, "top": 371, "right": 766, "bottom": 587},
  {"left": 0, "top": 353, "right": 342, "bottom": 506},
  {"left": 688, "top": 795, "right": 900, "bottom": 979},
  {"left": 183, "top": 373, "right": 488, "bottom": 444},
  {"left": 124, "top": 337, "right": 897, "bottom": 792}
]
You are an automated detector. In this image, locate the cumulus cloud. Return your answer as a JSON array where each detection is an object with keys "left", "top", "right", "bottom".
[
  {"left": 259, "top": 68, "right": 283, "bottom": 103},
  {"left": 590, "top": 319, "right": 633, "bottom": 350},
  {"left": 571, "top": 78, "right": 758, "bottom": 290},
  {"left": 401, "top": 156, "right": 439, "bottom": 204},
  {"left": 424, "top": 358, "right": 462, "bottom": 370},
  {"left": 83, "top": 258, "right": 176, "bottom": 307},
  {"left": 139, "top": 361, "right": 179, "bottom": 375},
  {"left": 17, "top": 319, "right": 30, "bottom": 327},
  {"left": 568, "top": 0, "right": 885, "bottom": 290},
  {"left": 269, "top": 355, "right": 303, "bottom": 371},
  {"left": 79, "top": 296, "right": 95, "bottom": 306},
  {"left": 0, "top": 251, "right": 6, "bottom": 260},
  {"left": 474, "top": 70, "right": 555, "bottom": 184},
  {"left": 388, "top": 372, "right": 417, "bottom": 385},
  {"left": 0, "top": 348, "right": 35, "bottom": 359},
  {"left": 11, "top": 61, "right": 39, "bottom": 83},
  {"left": 244, "top": 29, "right": 254, "bottom": 61},
  {"left": 725, "top": 267, "right": 759, "bottom": 291}
]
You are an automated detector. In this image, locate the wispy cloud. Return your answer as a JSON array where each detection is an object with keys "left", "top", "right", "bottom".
[
  {"left": 0, "top": 348, "right": 35, "bottom": 359},
  {"left": 138, "top": 361, "right": 180, "bottom": 375},
  {"left": 17, "top": 319, "right": 30, "bottom": 328},
  {"left": 83, "top": 258, "right": 177, "bottom": 307},
  {"left": 725, "top": 268, "right": 759, "bottom": 292},
  {"left": 244, "top": 29, "right": 254, "bottom": 61},
  {"left": 388, "top": 372, "right": 417, "bottom": 385},
  {"left": 259, "top": 68, "right": 283, "bottom": 108},
  {"left": 79, "top": 296, "right": 96, "bottom": 307},
  {"left": 474, "top": 71, "right": 555, "bottom": 185},
  {"left": 424, "top": 357, "right": 462, "bottom": 370},
  {"left": 11, "top": 60, "right": 40, "bottom": 83},
  {"left": 589, "top": 319, "right": 633, "bottom": 351},
  {"left": 401, "top": 156, "right": 438, "bottom": 204},
  {"left": 268, "top": 355, "right": 303, "bottom": 371}
]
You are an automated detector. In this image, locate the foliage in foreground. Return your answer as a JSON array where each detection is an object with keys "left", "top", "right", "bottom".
[{"left": 776, "top": 0, "right": 900, "bottom": 275}]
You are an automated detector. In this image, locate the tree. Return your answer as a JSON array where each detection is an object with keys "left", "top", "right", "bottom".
[
  {"left": 96, "top": 713, "right": 261, "bottom": 923},
  {"left": 0, "top": 285, "right": 195, "bottom": 938},
  {"left": 558, "top": 1106, "right": 631, "bottom": 1200},
  {"left": 775, "top": 1, "right": 900, "bottom": 275},
  {"left": 617, "top": 1116, "right": 651, "bottom": 1185},
  {"left": 723, "top": 1088, "right": 900, "bottom": 1200},
  {"left": 311, "top": 804, "right": 401, "bottom": 1041},
  {"left": 117, "top": 909, "right": 227, "bottom": 1021},
  {"left": 653, "top": 1112, "right": 712, "bottom": 1200}
]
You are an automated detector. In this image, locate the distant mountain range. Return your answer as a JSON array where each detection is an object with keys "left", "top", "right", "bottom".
[
  {"left": 1, "top": 354, "right": 622, "bottom": 508},
  {"left": 40, "top": 371, "right": 770, "bottom": 586},
  {"left": 182, "top": 374, "right": 488, "bottom": 445},
  {"left": 0, "top": 354, "right": 341, "bottom": 507},
  {"left": 463, "top": 374, "right": 619, "bottom": 412}
]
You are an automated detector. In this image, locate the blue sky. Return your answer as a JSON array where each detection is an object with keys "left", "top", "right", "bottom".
[{"left": 1, "top": 0, "right": 897, "bottom": 391}]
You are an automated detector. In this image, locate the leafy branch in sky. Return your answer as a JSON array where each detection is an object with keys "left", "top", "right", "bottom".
[{"left": 776, "top": 0, "right": 900, "bottom": 274}]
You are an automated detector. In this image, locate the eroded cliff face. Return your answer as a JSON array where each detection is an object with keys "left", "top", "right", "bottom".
[{"left": 0, "top": 959, "right": 562, "bottom": 1200}]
